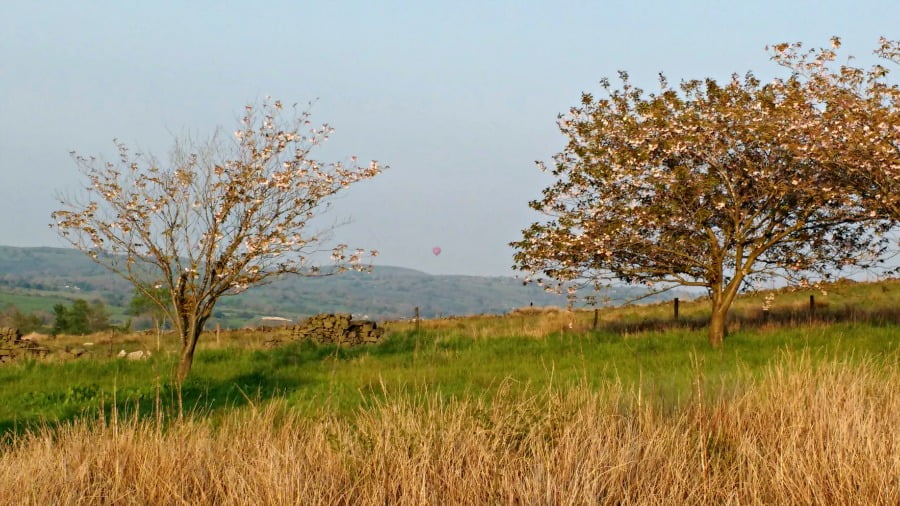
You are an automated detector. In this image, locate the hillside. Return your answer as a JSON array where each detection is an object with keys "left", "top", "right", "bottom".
[{"left": 0, "top": 246, "right": 669, "bottom": 326}]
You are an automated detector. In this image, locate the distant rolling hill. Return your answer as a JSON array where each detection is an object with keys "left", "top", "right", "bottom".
[{"left": 0, "top": 245, "right": 671, "bottom": 327}]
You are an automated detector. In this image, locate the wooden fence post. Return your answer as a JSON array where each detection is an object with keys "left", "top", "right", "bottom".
[
  {"left": 414, "top": 306, "right": 420, "bottom": 332},
  {"left": 674, "top": 298, "right": 680, "bottom": 320},
  {"left": 592, "top": 308, "right": 599, "bottom": 330},
  {"left": 809, "top": 295, "right": 815, "bottom": 317}
]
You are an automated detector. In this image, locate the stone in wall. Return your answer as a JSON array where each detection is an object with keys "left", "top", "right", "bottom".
[
  {"left": 291, "top": 314, "right": 385, "bottom": 345},
  {"left": 0, "top": 327, "right": 50, "bottom": 363}
]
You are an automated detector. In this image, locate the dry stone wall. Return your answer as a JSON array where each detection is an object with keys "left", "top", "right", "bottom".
[
  {"left": 0, "top": 327, "right": 49, "bottom": 363},
  {"left": 0, "top": 327, "right": 20, "bottom": 343},
  {"left": 291, "top": 314, "right": 385, "bottom": 345}
]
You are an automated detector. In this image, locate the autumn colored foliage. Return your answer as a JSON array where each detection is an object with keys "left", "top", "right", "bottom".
[
  {"left": 770, "top": 36, "right": 899, "bottom": 220},
  {"left": 513, "top": 39, "right": 897, "bottom": 346}
]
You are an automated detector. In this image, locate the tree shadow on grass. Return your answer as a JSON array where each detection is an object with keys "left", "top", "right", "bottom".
[
  {"left": 0, "top": 352, "right": 316, "bottom": 440},
  {"left": 0, "top": 333, "right": 451, "bottom": 439}
]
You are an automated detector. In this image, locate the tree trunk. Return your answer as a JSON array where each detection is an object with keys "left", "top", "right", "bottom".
[
  {"left": 175, "top": 335, "right": 198, "bottom": 384},
  {"left": 707, "top": 268, "right": 744, "bottom": 349},
  {"left": 175, "top": 320, "right": 206, "bottom": 383},
  {"left": 173, "top": 307, "right": 211, "bottom": 383},
  {"left": 708, "top": 308, "right": 727, "bottom": 348},
  {"left": 154, "top": 318, "right": 161, "bottom": 353}
]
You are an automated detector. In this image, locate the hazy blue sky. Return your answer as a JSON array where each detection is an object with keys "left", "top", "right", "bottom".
[{"left": 2, "top": 1, "right": 897, "bottom": 275}]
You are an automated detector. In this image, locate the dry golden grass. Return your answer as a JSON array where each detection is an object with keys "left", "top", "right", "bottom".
[
  {"left": 1, "top": 354, "right": 897, "bottom": 505},
  {"left": 382, "top": 278, "right": 899, "bottom": 341},
  {"left": 385, "top": 308, "right": 583, "bottom": 339}
]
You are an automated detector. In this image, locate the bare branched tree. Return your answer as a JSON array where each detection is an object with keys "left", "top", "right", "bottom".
[
  {"left": 513, "top": 65, "right": 894, "bottom": 347},
  {"left": 52, "top": 99, "right": 382, "bottom": 381}
]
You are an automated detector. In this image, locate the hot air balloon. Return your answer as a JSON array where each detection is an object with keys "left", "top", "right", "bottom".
[{"left": 432, "top": 246, "right": 441, "bottom": 256}]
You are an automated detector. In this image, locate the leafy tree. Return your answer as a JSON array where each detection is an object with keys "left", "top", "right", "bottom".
[
  {"left": 769, "top": 36, "right": 899, "bottom": 221},
  {"left": 51, "top": 304, "right": 69, "bottom": 336},
  {"left": 85, "top": 299, "right": 111, "bottom": 333},
  {"left": 513, "top": 68, "right": 892, "bottom": 346},
  {"left": 52, "top": 99, "right": 381, "bottom": 381},
  {"left": 51, "top": 299, "right": 108, "bottom": 335}
]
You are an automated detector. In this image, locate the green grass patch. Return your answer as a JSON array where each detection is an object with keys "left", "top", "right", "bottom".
[
  {"left": 1, "top": 320, "right": 896, "bottom": 435},
  {"left": 0, "top": 292, "right": 75, "bottom": 315}
]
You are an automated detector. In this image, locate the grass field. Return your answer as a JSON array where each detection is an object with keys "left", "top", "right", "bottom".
[
  {"left": 0, "top": 351, "right": 898, "bottom": 504},
  {"left": 0, "top": 279, "right": 897, "bottom": 503},
  {"left": 0, "top": 291, "right": 75, "bottom": 315}
]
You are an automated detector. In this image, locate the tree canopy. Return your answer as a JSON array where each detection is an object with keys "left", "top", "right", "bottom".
[
  {"left": 770, "top": 37, "right": 899, "bottom": 220},
  {"left": 51, "top": 299, "right": 109, "bottom": 336},
  {"left": 513, "top": 59, "right": 894, "bottom": 346}
]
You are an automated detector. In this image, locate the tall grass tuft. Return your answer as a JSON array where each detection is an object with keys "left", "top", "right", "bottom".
[{"left": 0, "top": 353, "right": 897, "bottom": 504}]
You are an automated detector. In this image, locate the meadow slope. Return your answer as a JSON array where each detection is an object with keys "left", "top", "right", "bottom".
[{"left": 0, "top": 279, "right": 897, "bottom": 504}]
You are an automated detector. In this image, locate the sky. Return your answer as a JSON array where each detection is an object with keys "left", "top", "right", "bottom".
[{"left": 1, "top": 1, "right": 897, "bottom": 276}]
